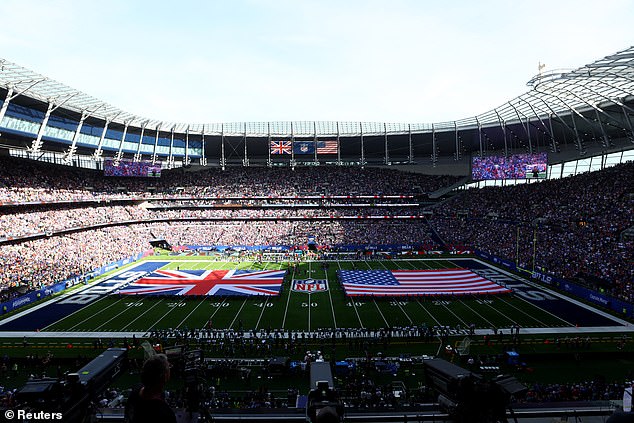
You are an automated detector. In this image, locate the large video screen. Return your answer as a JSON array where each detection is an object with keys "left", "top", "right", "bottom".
[
  {"left": 103, "top": 159, "right": 162, "bottom": 178},
  {"left": 471, "top": 152, "right": 547, "bottom": 180}
]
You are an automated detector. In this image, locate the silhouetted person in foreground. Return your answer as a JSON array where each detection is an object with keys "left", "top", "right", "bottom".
[
  {"left": 607, "top": 413, "right": 634, "bottom": 423},
  {"left": 125, "top": 354, "right": 177, "bottom": 423},
  {"left": 315, "top": 406, "right": 340, "bottom": 423}
]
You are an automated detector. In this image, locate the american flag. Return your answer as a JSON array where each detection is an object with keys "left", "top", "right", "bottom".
[
  {"left": 316, "top": 140, "right": 339, "bottom": 155},
  {"left": 117, "top": 268, "right": 286, "bottom": 296},
  {"left": 338, "top": 269, "right": 511, "bottom": 297},
  {"left": 270, "top": 140, "right": 292, "bottom": 155}
]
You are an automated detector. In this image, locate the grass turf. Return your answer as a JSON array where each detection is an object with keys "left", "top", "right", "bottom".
[{"left": 42, "top": 257, "right": 574, "bottom": 333}]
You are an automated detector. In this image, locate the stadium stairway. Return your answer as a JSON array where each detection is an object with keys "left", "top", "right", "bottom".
[
  {"left": 424, "top": 218, "right": 447, "bottom": 250},
  {"left": 428, "top": 176, "right": 469, "bottom": 199}
]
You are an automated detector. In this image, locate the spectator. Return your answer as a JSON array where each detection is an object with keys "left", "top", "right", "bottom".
[{"left": 125, "top": 354, "right": 176, "bottom": 423}]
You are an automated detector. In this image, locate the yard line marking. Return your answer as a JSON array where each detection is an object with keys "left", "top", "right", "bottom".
[
  {"left": 121, "top": 299, "right": 164, "bottom": 331},
  {"left": 380, "top": 260, "right": 413, "bottom": 325},
  {"left": 495, "top": 296, "right": 547, "bottom": 327},
  {"left": 337, "top": 259, "right": 363, "bottom": 328},
  {"left": 199, "top": 260, "right": 237, "bottom": 328},
  {"left": 415, "top": 299, "right": 442, "bottom": 327},
  {"left": 43, "top": 295, "right": 123, "bottom": 331},
  {"left": 391, "top": 260, "right": 404, "bottom": 269},
  {"left": 440, "top": 301, "right": 469, "bottom": 327},
  {"left": 281, "top": 263, "right": 295, "bottom": 329},
  {"left": 362, "top": 260, "right": 392, "bottom": 327},
  {"left": 93, "top": 297, "right": 145, "bottom": 331},
  {"left": 148, "top": 300, "right": 186, "bottom": 330},
  {"left": 308, "top": 299, "right": 311, "bottom": 332},
  {"left": 254, "top": 296, "right": 269, "bottom": 330},
  {"left": 176, "top": 298, "right": 206, "bottom": 329},
  {"left": 403, "top": 258, "right": 515, "bottom": 328},
  {"left": 64, "top": 297, "right": 128, "bottom": 331},
  {"left": 204, "top": 260, "right": 220, "bottom": 270},
  {"left": 473, "top": 297, "right": 521, "bottom": 326},
  {"left": 308, "top": 261, "right": 312, "bottom": 332},
  {"left": 425, "top": 259, "right": 523, "bottom": 327},
  {"left": 250, "top": 259, "right": 272, "bottom": 321},
  {"left": 400, "top": 260, "right": 418, "bottom": 270},
  {"left": 325, "top": 267, "right": 338, "bottom": 329},
  {"left": 229, "top": 298, "right": 248, "bottom": 329},
  {"left": 417, "top": 260, "right": 433, "bottom": 269},
  {"left": 207, "top": 298, "right": 228, "bottom": 327},
  {"left": 397, "top": 301, "right": 413, "bottom": 325},
  {"left": 457, "top": 298, "right": 496, "bottom": 327},
  {"left": 253, "top": 260, "right": 275, "bottom": 330},
  {"left": 511, "top": 294, "right": 573, "bottom": 327},
  {"left": 372, "top": 298, "right": 390, "bottom": 327}
]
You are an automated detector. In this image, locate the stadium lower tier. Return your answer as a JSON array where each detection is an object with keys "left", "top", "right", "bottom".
[{"left": 0, "top": 220, "right": 438, "bottom": 293}]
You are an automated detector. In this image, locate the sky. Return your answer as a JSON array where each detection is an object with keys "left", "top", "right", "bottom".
[{"left": 0, "top": 0, "right": 632, "bottom": 125}]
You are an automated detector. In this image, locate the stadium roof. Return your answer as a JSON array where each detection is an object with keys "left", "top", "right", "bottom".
[{"left": 1, "top": 46, "right": 634, "bottom": 137}]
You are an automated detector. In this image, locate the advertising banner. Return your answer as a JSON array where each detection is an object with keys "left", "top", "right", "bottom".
[
  {"left": 0, "top": 250, "right": 154, "bottom": 314},
  {"left": 475, "top": 250, "right": 633, "bottom": 318}
]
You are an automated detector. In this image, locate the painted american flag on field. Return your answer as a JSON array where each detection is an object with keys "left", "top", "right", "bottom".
[
  {"left": 117, "top": 268, "right": 286, "bottom": 296},
  {"left": 270, "top": 140, "right": 292, "bottom": 155},
  {"left": 338, "top": 268, "right": 511, "bottom": 297}
]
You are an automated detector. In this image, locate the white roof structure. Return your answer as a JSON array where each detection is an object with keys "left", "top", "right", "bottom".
[{"left": 1, "top": 47, "right": 634, "bottom": 138}]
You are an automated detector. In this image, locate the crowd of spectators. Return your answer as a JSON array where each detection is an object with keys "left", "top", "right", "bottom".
[
  {"left": 430, "top": 162, "right": 633, "bottom": 302},
  {"left": 144, "top": 221, "right": 436, "bottom": 248},
  {"left": 0, "top": 220, "right": 437, "bottom": 296},
  {"left": 0, "top": 156, "right": 460, "bottom": 203},
  {"left": 0, "top": 205, "right": 145, "bottom": 239},
  {"left": 0, "top": 155, "right": 631, "bottom": 305},
  {"left": 0, "top": 156, "right": 449, "bottom": 297},
  {"left": 0, "top": 206, "right": 429, "bottom": 240},
  {"left": 0, "top": 226, "right": 152, "bottom": 291}
]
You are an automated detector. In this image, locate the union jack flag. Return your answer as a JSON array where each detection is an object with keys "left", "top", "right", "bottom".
[
  {"left": 338, "top": 268, "right": 511, "bottom": 297},
  {"left": 117, "top": 268, "right": 286, "bottom": 296},
  {"left": 270, "top": 140, "right": 292, "bottom": 155}
]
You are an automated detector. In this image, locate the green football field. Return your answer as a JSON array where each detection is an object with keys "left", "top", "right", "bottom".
[{"left": 39, "top": 256, "right": 584, "bottom": 333}]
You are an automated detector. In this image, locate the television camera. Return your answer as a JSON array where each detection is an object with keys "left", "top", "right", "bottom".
[
  {"left": 8, "top": 348, "right": 127, "bottom": 423},
  {"left": 423, "top": 358, "right": 526, "bottom": 423},
  {"left": 306, "top": 362, "right": 344, "bottom": 423}
]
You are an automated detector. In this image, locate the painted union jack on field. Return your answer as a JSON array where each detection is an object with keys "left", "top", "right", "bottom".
[{"left": 117, "top": 268, "right": 286, "bottom": 296}]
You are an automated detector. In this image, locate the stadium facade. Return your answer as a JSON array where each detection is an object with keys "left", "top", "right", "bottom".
[{"left": 0, "top": 47, "right": 633, "bottom": 173}]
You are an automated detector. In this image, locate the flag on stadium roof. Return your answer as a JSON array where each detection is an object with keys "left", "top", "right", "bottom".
[
  {"left": 338, "top": 268, "right": 511, "bottom": 297},
  {"left": 293, "top": 141, "right": 315, "bottom": 155},
  {"left": 316, "top": 140, "right": 339, "bottom": 155},
  {"left": 270, "top": 140, "right": 292, "bottom": 155},
  {"left": 117, "top": 268, "right": 286, "bottom": 296}
]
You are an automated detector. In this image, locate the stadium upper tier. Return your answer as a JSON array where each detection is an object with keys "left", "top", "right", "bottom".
[
  {"left": 0, "top": 156, "right": 461, "bottom": 205},
  {"left": 1, "top": 47, "right": 634, "bottom": 164}
]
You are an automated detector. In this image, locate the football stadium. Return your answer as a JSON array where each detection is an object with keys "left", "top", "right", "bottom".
[{"left": 0, "top": 4, "right": 633, "bottom": 423}]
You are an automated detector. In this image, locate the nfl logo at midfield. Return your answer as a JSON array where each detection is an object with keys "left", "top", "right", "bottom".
[{"left": 292, "top": 279, "right": 328, "bottom": 293}]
